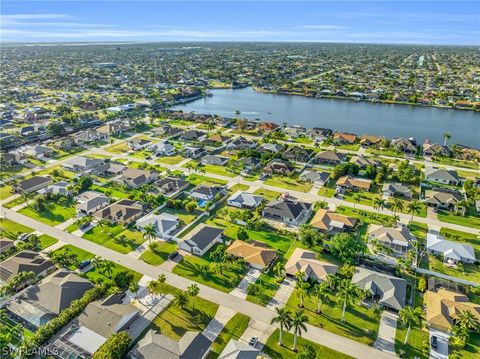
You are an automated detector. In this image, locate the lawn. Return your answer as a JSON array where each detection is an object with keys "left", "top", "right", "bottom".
[
  {"left": 421, "top": 255, "right": 480, "bottom": 284},
  {"left": 150, "top": 282, "right": 219, "bottom": 341},
  {"left": 395, "top": 323, "right": 429, "bottom": 359},
  {"left": 19, "top": 201, "right": 76, "bottom": 226},
  {"left": 228, "top": 183, "right": 249, "bottom": 194},
  {"left": 186, "top": 174, "right": 228, "bottom": 186},
  {"left": 0, "top": 164, "right": 29, "bottom": 180},
  {"left": 263, "top": 329, "right": 354, "bottom": 359},
  {"left": 91, "top": 183, "right": 131, "bottom": 199},
  {"left": 456, "top": 333, "right": 480, "bottom": 359},
  {"left": 105, "top": 142, "right": 130, "bottom": 154},
  {"left": 265, "top": 175, "right": 313, "bottom": 193},
  {"left": 202, "top": 164, "right": 237, "bottom": 178},
  {"left": 206, "top": 313, "right": 250, "bottom": 359},
  {"left": 140, "top": 240, "right": 178, "bottom": 265},
  {"left": 3, "top": 196, "right": 31, "bottom": 209},
  {"left": 344, "top": 190, "right": 382, "bottom": 207},
  {"left": 246, "top": 272, "right": 280, "bottom": 306},
  {"left": 0, "top": 184, "right": 13, "bottom": 200},
  {"left": 156, "top": 154, "right": 184, "bottom": 165},
  {"left": 163, "top": 207, "right": 198, "bottom": 226},
  {"left": 387, "top": 198, "right": 427, "bottom": 218},
  {"left": 173, "top": 244, "right": 248, "bottom": 292},
  {"left": 286, "top": 288, "right": 381, "bottom": 346},
  {"left": 38, "top": 234, "right": 58, "bottom": 249},
  {"left": 437, "top": 210, "right": 480, "bottom": 229},
  {"left": 408, "top": 221, "right": 428, "bottom": 243},
  {"left": 317, "top": 179, "right": 337, "bottom": 198},
  {"left": 431, "top": 156, "right": 478, "bottom": 170},
  {"left": 336, "top": 206, "right": 396, "bottom": 227},
  {"left": 82, "top": 225, "right": 145, "bottom": 254},
  {"left": 253, "top": 187, "right": 281, "bottom": 200},
  {"left": 0, "top": 218, "right": 34, "bottom": 239}
]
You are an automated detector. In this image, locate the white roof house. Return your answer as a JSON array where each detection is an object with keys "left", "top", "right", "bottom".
[
  {"left": 136, "top": 212, "right": 179, "bottom": 238},
  {"left": 427, "top": 233, "right": 476, "bottom": 264},
  {"left": 227, "top": 191, "right": 264, "bottom": 209}
]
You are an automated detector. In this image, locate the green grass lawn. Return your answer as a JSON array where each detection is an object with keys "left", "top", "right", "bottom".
[
  {"left": 387, "top": 198, "right": 427, "bottom": 218},
  {"left": 201, "top": 164, "right": 237, "bottom": 178},
  {"left": 395, "top": 323, "right": 429, "bottom": 359},
  {"left": 228, "top": 183, "right": 249, "bottom": 194},
  {"left": 246, "top": 272, "right": 280, "bottom": 306},
  {"left": 263, "top": 329, "right": 354, "bottom": 359},
  {"left": 186, "top": 174, "right": 228, "bottom": 186},
  {"left": 265, "top": 175, "right": 313, "bottom": 193},
  {"left": 344, "top": 190, "right": 382, "bottom": 207},
  {"left": 206, "top": 313, "right": 250, "bottom": 359},
  {"left": 0, "top": 218, "right": 34, "bottom": 239},
  {"left": 173, "top": 244, "right": 248, "bottom": 292},
  {"left": 65, "top": 221, "right": 79, "bottom": 233},
  {"left": 0, "top": 184, "right": 13, "bottom": 200},
  {"left": 437, "top": 210, "right": 480, "bottom": 229},
  {"left": 408, "top": 221, "right": 429, "bottom": 243},
  {"left": 0, "top": 164, "right": 29, "bottom": 180},
  {"left": 336, "top": 206, "right": 396, "bottom": 227},
  {"left": 140, "top": 240, "right": 178, "bottom": 265},
  {"left": 286, "top": 289, "right": 381, "bottom": 346},
  {"left": 253, "top": 187, "right": 281, "bottom": 200},
  {"left": 150, "top": 282, "right": 219, "bottom": 341},
  {"left": 105, "top": 142, "right": 130, "bottom": 154},
  {"left": 2, "top": 194, "right": 26, "bottom": 209},
  {"left": 91, "top": 182, "right": 131, "bottom": 199},
  {"left": 82, "top": 225, "right": 145, "bottom": 254},
  {"left": 421, "top": 255, "right": 480, "bottom": 284},
  {"left": 156, "top": 154, "right": 184, "bottom": 165},
  {"left": 456, "top": 333, "right": 480, "bottom": 359},
  {"left": 38, "top": 234, "right": 58, "bottom": 249},
  {"left": 162, "top": 207, "right": 199, "bottom": 226},
  {"left": 19, "top": 201, "right": 76, "bottom": 226},
  {"left": 431, "top": 156, "right": 478, "bottom": 170}
]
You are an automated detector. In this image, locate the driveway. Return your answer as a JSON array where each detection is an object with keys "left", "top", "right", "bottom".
[
  {"left": 240, "top": 318, "right": 275, "bottom": 350},
  {"left": 202, "top": 306, "right": 236, "bottom": 342},
  {"left": 267, "top": 277, "right": 296, "bottom": 309},
  {"left": 230, "top": 268, "right": 261, "bottom": 299},
  {"left": 373, "top": 311, "right": 398, "bottom": 354},
  {"left": 430, "top": 328, "right": 449, "bottom": 359}
]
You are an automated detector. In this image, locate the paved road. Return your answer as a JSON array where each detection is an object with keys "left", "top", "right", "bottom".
[{"left": 1, "top": 207, "right": 395, "bottom": 359}]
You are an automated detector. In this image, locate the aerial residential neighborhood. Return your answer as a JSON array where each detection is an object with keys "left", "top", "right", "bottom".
[{"left": 0, "top": 1, "right": 479, "bottom": 359}]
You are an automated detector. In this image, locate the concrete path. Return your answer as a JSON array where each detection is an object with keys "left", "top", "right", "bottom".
[
  {"left": 240, "top": 318, "right": 275, "bottom": 351},
  {"left": 267, "top": 277, "right": 296, "bottom": 309},
  {"left": 10, "top": 201, "right": 28, "bottom": 212},
  {"left": 55, "top": 217, "right": 76, "bottom": 230},
  {"left": 374, "top": 311, "right": 398, "bottom": 354},
  {"left": 230, "top": 268, "right": 261, "bottom": 299},
  {"left": 202, "top": 306, "right": 236, "bottom": 342},
  {"left": 429, "top": 328, "right": 449, "bottom": 359},
  {"left": 158, "top": 251, "right": 185, "bottom": 272},
  {"left": 40, "top": 240, "right": 66, "bottom": 254},
  {"left": 71, "top": 223, "right": 95, "bottom": 237}
]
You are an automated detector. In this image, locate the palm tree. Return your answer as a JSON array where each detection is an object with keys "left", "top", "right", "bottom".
[
  {"left": 391, "top": 198, "right": 404, "bottom": 216},
  {"left": 443, "top": 132, "right": 451, "bottom": 146},
  {"left": 102, "top": 260, "right": 114, "bottom": 278},
  {"left": 147, "top": 280, "right": 157, "bottom": 294},
  {"left": 90, "top": 256, "right": 104, "bottom": 271},
  {"left": 173, "top": 292, "right": 188, "bottom": 309},
  {"left": 291, "top": 310, "right": 308, "bottom": 351},
  {"left": 129, "top": 282, "right": 140, "bottom": 299},
  {"left": 407, "top": 200, "right": 422, "bottom": 223},
  {"left": 142, "top": 223, "right": 156, "bottom": 246},
  {"left": 373, "top": 198, "right": 386, "bottom": 214},
  {"left": 157, "top": 273, "right": 166, "bottom": 284},
  {"left": 312, "top": 282, "right": 330, "bottom": 314},
  {"left": 352, "top": 193, "right": 361, "bottom": 209},
  {"left": 273, "top": 262, "right": 284, "bottom": 279},
  {"left": 270, "top": 307, "right": 292, "bottom": 346},
  {"left": 325, "top": 273, "right": 338, "bottom": 291},
  {"left": 185, "top": 162, "right": 195, "bottom": 173},
  {"left": 296, "top": 281, "right": 310, "bottom": 308},
  {"left": 398, "top": 305, "right": 424, "bottom": 344},
  {"left": 187, "top": 284, "right": 200, "bottom": 311},
  {"left": 455, "top": 310, "right": 480, "bottom": 332},
  {"left": 337, "top": 279, "right": 362, "bottom": 322}
]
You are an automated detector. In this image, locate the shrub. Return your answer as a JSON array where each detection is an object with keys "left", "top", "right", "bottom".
[{"left": 92, "top": 331, "right": 132, "bottom": 359}]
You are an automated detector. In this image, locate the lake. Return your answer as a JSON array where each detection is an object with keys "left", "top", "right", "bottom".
[{"left": 173, "top": 87, "right": 479, "bottom": 148}]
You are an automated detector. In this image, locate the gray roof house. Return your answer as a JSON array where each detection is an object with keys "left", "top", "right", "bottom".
[
  {"left": 62, "top": 156, "right": 105, "bottom": 172},
  {"left": 424, "top": 189, "right": 463, "bottom": 211},
  {"left": 201, "top": 155, "right": 229, "bottom": 166},
  {"left": 37, "top": 181, "right": 71, "bottom": 196},
  {"left": 129, "top": 330, "right": 212, "bottom": 359},
  {"left": 136, "top": 212, "right": 180, "bottom": 238},
  {"left": 119, "top": 168, "right": 160, "bottom": 188},
  {"left": 151, "top": 141, "right": 176, "bottom": 156},
  {"left": 14, "top": 176, "right": 52, "bottom": 193},
  {"left": 76, "top": 191, "right": 110, "bottom": 215},
  {"left": 0, "top": 250, "right": 54, "bottom": 283},
  {"left": 313, "top": 150, "right": 346, "bottom": 165},
  {"left": 427, "top": 233, "right": 476, "bottom": 264},
  {"left": 262, "top": 198, "right": 312, "bottom": 226},
  {"left": 179, "top": 225, "right": 224, "bottom": 256},
  {"left": 5, "top": 269, "right": 93, "bottom": 328},
  {"left": 352, "top": 267, "right": 407, "bottom": 311},
  {"left": 382, "top": 182, "right": 412, "bottom": 198},
  {"left": 425, "top": 167, "right": 461, "bottom": 186},
  {"left": 349, "top": 155, "right": 381, "bottom": 169},
  {"left": 367, "top": 225, "right": 414, "bottom": 257},
  {"left": 218, "top": 339, "right": 260, "bottom": 359},
  {"left": 155, "top": 176, "right": 189, "bottom": 196},
  {"left": 300, "top": 170, "right": 330, "bottom": 186},
  {"left": 227, "top": 191, "right": 264, "bottom": 209},
  {"left": 259, "top": 143, "right": 283, "bottom": 153},
  {"left": 190, "top": 185, "right": 226, "bottom": 202}
]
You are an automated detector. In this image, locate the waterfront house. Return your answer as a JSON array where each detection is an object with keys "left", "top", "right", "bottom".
[
  {"left": 332, "top": 132, "right": 357, "bottom": 144},
  {"left": 391, "top": 138, "right": 417, "bottom": 156},
  {"left": 360, "top": 135, "right": 384, "bottom": 148},
  {"left": 258, "top": 122, "right": 279, "bottom": 132},
  {"left": 423, "top": 142, "right": 451, "bottom": 158},
  {"left": 226, "top": 240, "right": 277, "bottom": 270}
]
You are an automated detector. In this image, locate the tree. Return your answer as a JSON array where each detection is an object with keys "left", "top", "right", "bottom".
[
  {"left": 185, "top": 200, "right": 197, "bottom": 212},
  {"left": 407, "top": 200, "right": 422, "bottom": 223},
  {"left": 291, "top": 310, "right": 308, "bottom": 351},
  {"left": 455, "top": 310, "right": 480, "bottom": 332},
  {"left": 391, "top": 198, "right": 404, "bottom": 216},
  {"left": 173, "top": 292, "right": 188, "bottom": 309},
  {"left": 443, "top": 132, "right": 451, "bottom": 146},
  {"left": 187, "top": 284, "right": 200, "bottom": 311},
  {"left": 273, "top": 261, "right": 284, "bottom": 280},
  {"left": 398, "top": 305, "right": 424, "bottom": 344},
  {"left": 270, "top": 307, "right": 292, "bottom": 346},
  {"left": 236, "top": 118, "right": 247, "bottom": 132},
  {"left": 330, "top": 233, "right": 365, "bottom": 264},
  {"left": 90, "top": 256, "right": 104, "bottom": 271},
  {"left": 142, "top": 223, "right": 156, "bottom": 246},
  {"left": 102, "top": 260, "right": 114, "bottom": 278},
  {"left": 296, "top": 281, "right": 310, "bottom": 308},
  {"left": 373, "top": 198, "right": 386, "bottom": 214},
  {"left": 352, "top": 193, "right": 361, "bottom": 209},
  {"left": 113, "top": 270, "right": 134, "bottom": 288},
  {"left": 337, "top": 279, "right": 363, "bottom": 322},
  {"left": 129, "top": 282, "right": 140, "bottom": 299},
  {"left": 312, "top": 282, "right": 330, "bottom": 314},
  {"left": 92, "top": 331, "right": 132, "bottom": 359},
  {"left": 147, "top": 280, "right": 157, "bottom": 294},
  {"left": 157, "top": 273, "right": 166, "bottom": 284}
]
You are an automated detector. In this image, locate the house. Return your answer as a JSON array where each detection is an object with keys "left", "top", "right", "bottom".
[
  {"left": 391, "top": 138, "right": 417, "bottom": 155},
  {"left": 360, "top": 135, "right": 384, "bottom": 148},
  {"left": 14, "top": 176, "right": 52, "bottom": 193},
  {"left": 226, "top": 240, "right": 277, "bottom": 270},
  {"left": 150, "top": 141, "right": 176, "bottom": 156},
  {"left": 259, "top": 143, "right": 283, "bottom": 153},
  {"left": 352, "top": 267, "right": 407, "bottom": 311},
  {"left": 190, "top": 185, "right": 226, "bottom": 203},
  {"left": 425, "top": 289, "right": 480, "bottom": 332},
  {"left": 119, "top": 168, "right": 159, "bottom": 188},
  {"left": 382, "top": 183, "right": 412, "bottom": 198},
  {"left": 218, "top": 339, "right": 260, "bottom": 359},
  {"left": 367, "top": 225, "right": 414, "bottom": 256},
  {"left": 129, "top": 330, "right": 212, "bottom": 359},
  {"left": 227, "top": 191, "right": 264, "bottom": 209},
  {"left": 62, "top": 156, "right": 105, "bottom": 172},
  {"left": 202, "top": 133, "right": 230, "bottom": 146},
  {"left": 0, "top": 250, "right": 54, "bottom": 283},
  {"left": 283, "top": 146, "right": 314, "bottom": 163},
  {"left": 201, "top": 155, "right": 229, "bottom": 166},
  {"left": 263, "top": 159, "right": 294, "bottom": 176},
  {"left": 236, "top": 157, "right": 260, "bottom": 172},
  {"left": 128, "top": 138, "right": 151, "bottom": 150},
  {"left": 183, "top": 145, "right": 206, "bottom": 158},
  {"left": 5, "top": 269, "right": 93, "bottom": 329},
  {"left": 425, "top": 167, "right": 460, "bottom": 186},
  {"left": 336, "top": 176, "right": 372, "bottom": 192},
  {"left": 21, "top": 145, "right": 55, "bottom": 159},
  {"left": 74, "top": 128, "right": 107, "bottom": 143},
  {"left": 37, "top": 181, "right": 71, "bottom": 196},
  {"left": 299, "top": 170, "right": 330, "bottom": 186},
  {"left": 332, "top": 132, "right": 357, "bottom": 144},
  {"left": 310, "top": 209, "right": 357, "bottom": 232},
  {"left": 284, "top": 248, "right": 338, "bottom": 282},
  {"left": 97, "top": 120, "right": 131, "bottom": 135},
  {"left": 283, "top": 126, "right": 306, "bottom": 139},
  {"left": 181, "top": 130, "right": 207, "bottom": 142},
  {"left": 423, "top": 142, "right": 451, "bottom": 157},
  {"left": 0, "top": 152, "right": 27, "bottom": 167},
  {"left": 59, "top": 294, "right": 140, "bottom": 356},
  {"left": 313, "top": 150, "right": 346, "bottom": 165},
  {"left": 424, "top": 189, "right": 463, "bottom": 211},
  {"left": 179, "top": 225, "right": 224, "bottom": 256},
  {"left": 0, "top": 238, "right": 15, "bottom": 254},
  {"left": 52, "top": 136, "right": 77, "bottom": 151},
  {"left": 226, "top": 137, "right": 257, "bottom": 150},
  {"left": 307, "top": 127, "right": 332, "bottom": 143},
  {"left": 426, "top": 233, "right": 476, "bottom": 264},
  {"left": 76, "top": 191, "right": 110, "bottom": 215},
  {"left": 258, "top": 122, "right": 279, "bottom": 132},
  {"left": 154, "top": 124, "right": 184, "bottom": 138},
  {"left": 136, "top": 212, "right": 179, "bottom": 238},
  {"left": 262, "top": 198, "right": 312, "bottom": 226},
  {"left": 349, "top": 155, "right": 381, "bottom": 169},
  {"left": 99, "top": 161, "right": 126, "bottom": 177},
  {"left": 155, "top": 176, "right": 189, "bottom": 196},
  {"left": 93, "top": 199, "right": 143, "bottom": 224}
]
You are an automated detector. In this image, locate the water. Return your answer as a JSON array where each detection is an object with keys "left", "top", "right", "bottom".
[{"left": 173, "top": 87, "right": 479, "bottom": 148}]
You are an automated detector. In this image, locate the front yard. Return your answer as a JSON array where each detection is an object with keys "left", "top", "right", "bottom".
[
  {"left": 394, "top": 323, "right": 429, "bottom": 359},
  {"left": 140, "top": 240, "right": 177, "bottom": 265},
  {"left": 82, "top": 225, "right": 145, "bottom": 254},
  {"left": 156, "top": 154, "right": 184, "bottom": 165},
  {"left": 0, "top": 218, "right": 34, "bottom": 239},
  {"left": 437, "top": 209, "right": 480, "bottom": 229},
  {"left": 19, "top": 201, "right": 76, "bottom": 226},
  {"left": 206, "top": 313, "right": 250, "bottom": 359},
  {"left": 264, "top": 175, "right": 313, "bottom": 193}
]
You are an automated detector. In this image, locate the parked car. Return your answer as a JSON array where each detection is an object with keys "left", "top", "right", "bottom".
[
  {"left": 168, "top": 251, "right": 178, "bottom": 260},
  {"left": 17, "top": 233, "right": 30, "bottom": 241},
  {"left": 77, "top": 260, "right": 91, "bottom": 269},
  {"left": 80, "top": 222, "right": 91, "bottom": 230},
  {"left": 248, "top": 337, "right": 258, "bottom": 347}
]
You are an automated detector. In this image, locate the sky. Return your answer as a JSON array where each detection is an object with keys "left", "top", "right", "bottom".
[{"left": 1, "top": 1, "right": 479, "bottom": 45}]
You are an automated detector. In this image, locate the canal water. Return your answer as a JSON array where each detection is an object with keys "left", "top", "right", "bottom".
[{"left": 173, "top": 87, "right": 479, "bottom": 148}]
